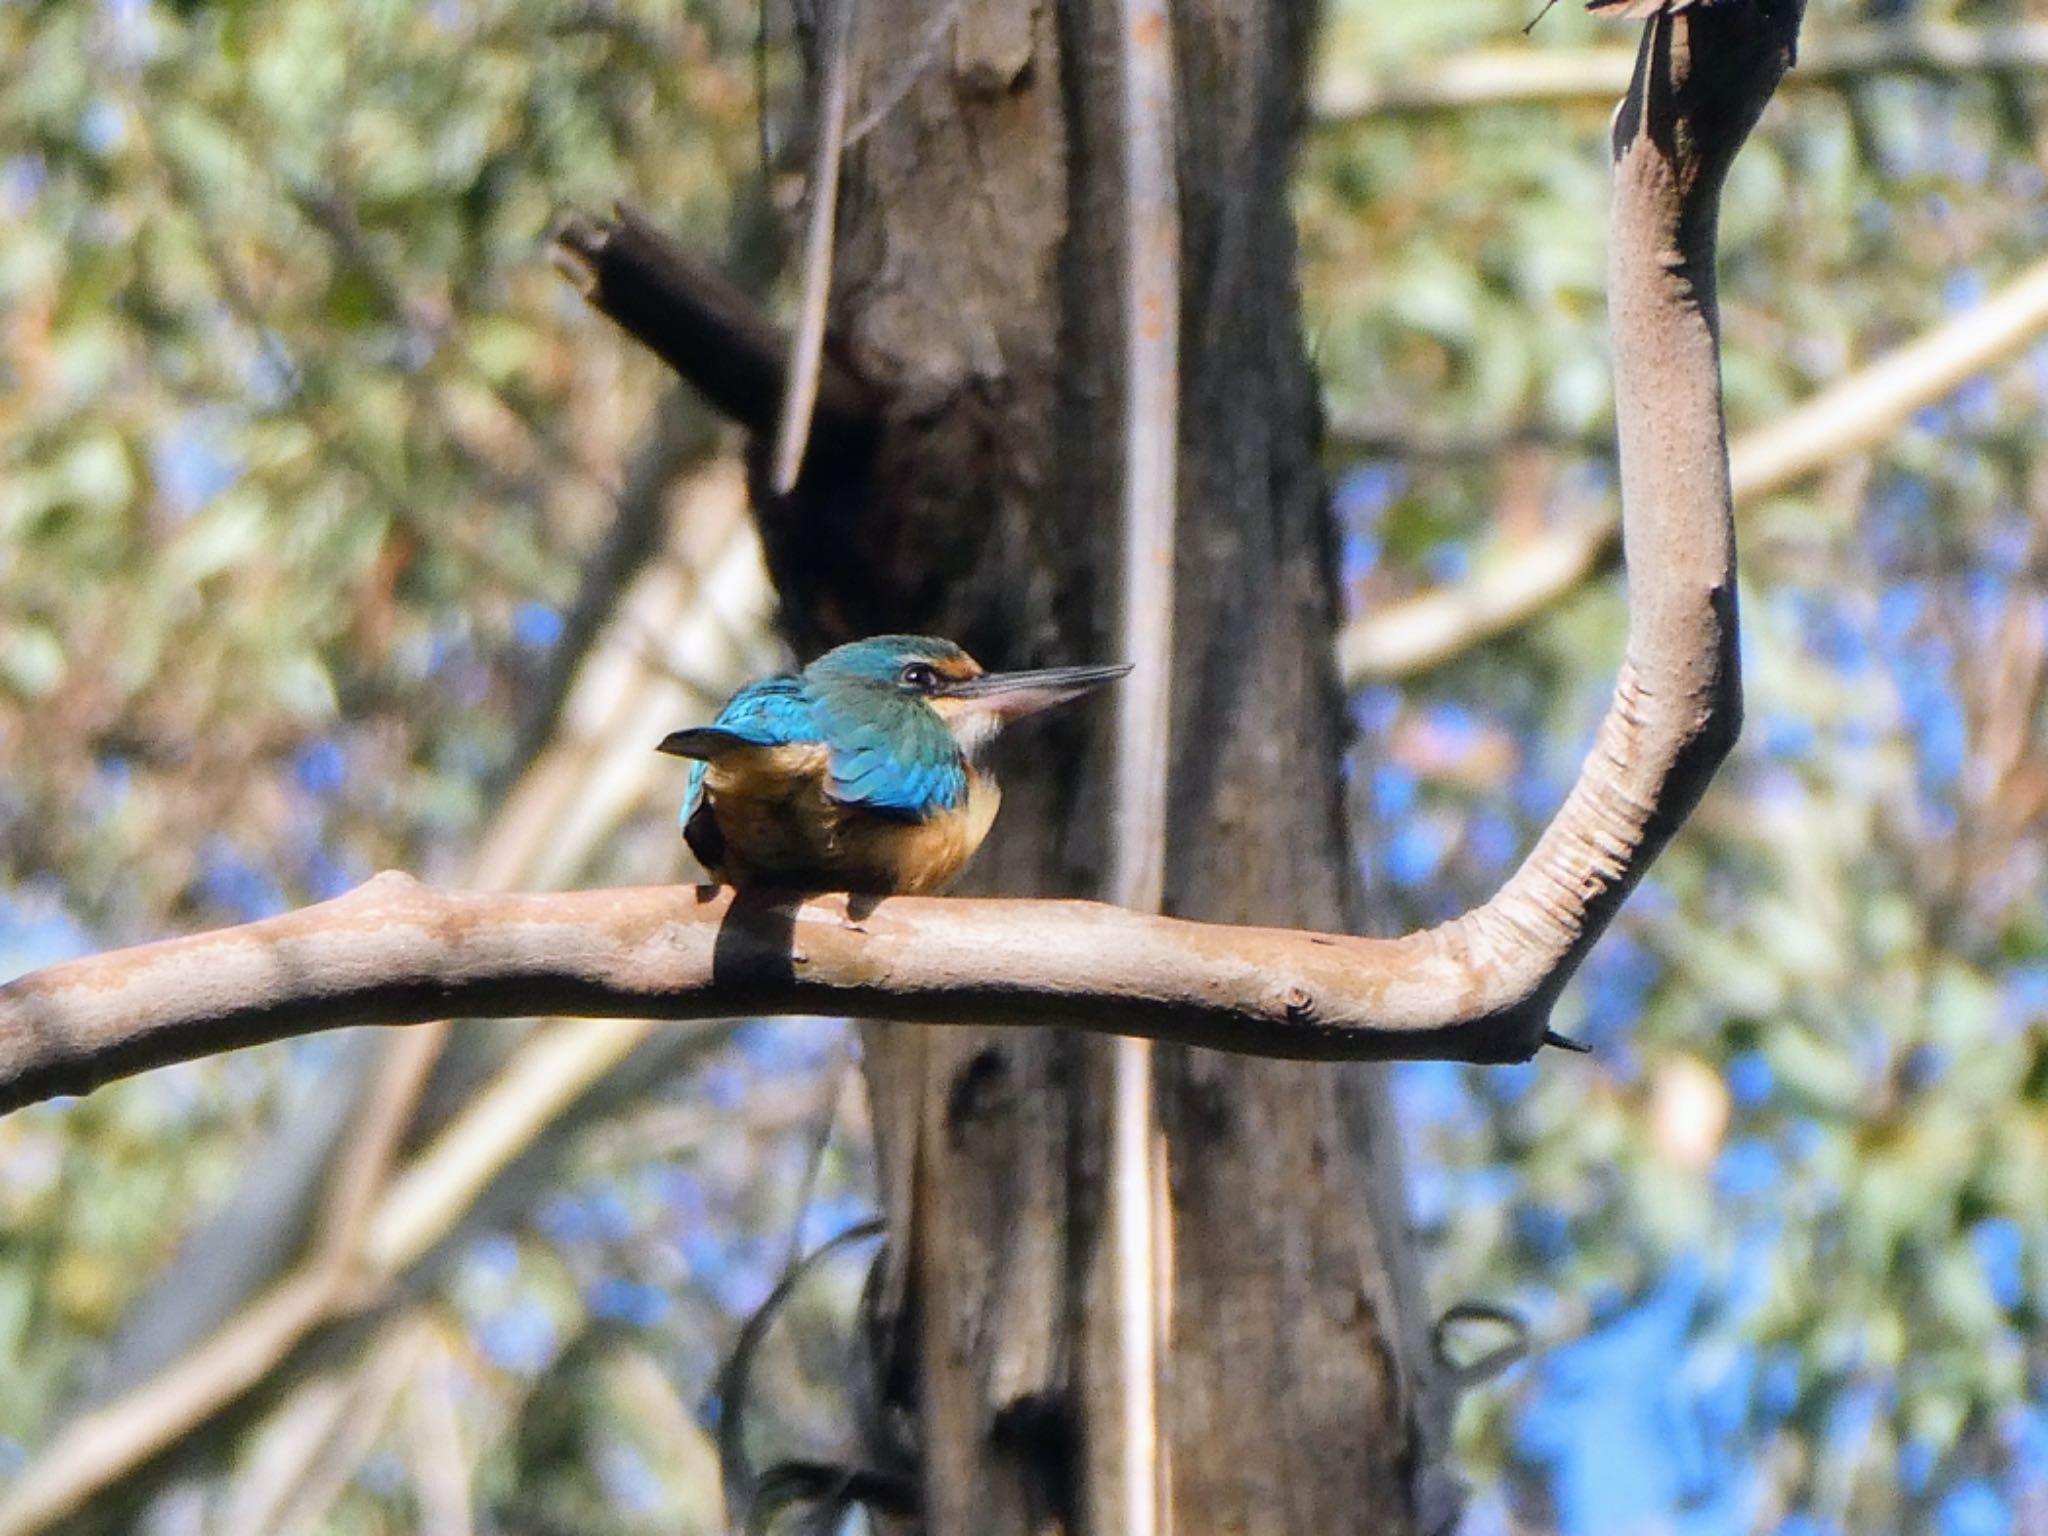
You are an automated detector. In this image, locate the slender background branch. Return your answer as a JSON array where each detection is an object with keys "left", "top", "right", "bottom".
[
  {"left": 1109, "top": 0, "right": 1180, "bottom": 1528},
  {"left": 767, "top": 0, "right": 859, "bottom": 493},
  {"left": 0, "top": 468, "right": 777, "bottom": 1536},
  {"left": 1313, "top": 23, "right": 2048, "bottom": 124},
  {"left": 1339, "top": 248, "right": 2048, "bottom": 682}
]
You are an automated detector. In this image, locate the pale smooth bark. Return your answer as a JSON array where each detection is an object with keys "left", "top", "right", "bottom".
[{"left": 0, "top": 873, "right": 1612, "bottom": 1114}]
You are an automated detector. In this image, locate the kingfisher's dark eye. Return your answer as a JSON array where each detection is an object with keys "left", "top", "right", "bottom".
[{"left": 899, "top": 662, "right": 940, "bottom": 693}]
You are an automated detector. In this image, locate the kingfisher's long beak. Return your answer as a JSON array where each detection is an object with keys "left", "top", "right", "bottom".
[{"left": 939, "top": 662, "right": 1132, "bottom": 720}]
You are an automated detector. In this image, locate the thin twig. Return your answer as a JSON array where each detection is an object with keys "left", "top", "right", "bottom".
[
  {"left": 769, "top": 0, "right": 862, "bottom": 494},
  {"left": 716, "top": 1221, "right": 889, "bottom": 1534},
  {"left": 780, "top": 1038, "right": 854, "bottom": 1275},
  {"left": 844, "top": 0, "right": 962, "bottom": 146}
]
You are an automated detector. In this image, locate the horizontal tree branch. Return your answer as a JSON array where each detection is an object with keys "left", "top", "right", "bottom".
[
  {"left": 1313, "top": 23, "right": 2048, "bottom": 124},
  {"left": 0, "top": 873, "right": 1564, "bottom": 1116}
]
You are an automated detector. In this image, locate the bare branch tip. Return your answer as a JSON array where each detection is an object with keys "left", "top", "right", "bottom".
[{"left": 546, "top": 213, "right": 611, "bottom": 296}]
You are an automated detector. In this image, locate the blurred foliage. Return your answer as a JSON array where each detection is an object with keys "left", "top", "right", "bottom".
[
  {"left": 5, "top": 0, "right": 2048, "bottom": 1530},
  {"left": 0, "top": 0, "right": 760, "bottom": 932},
  {"left": 0, "top": 0, "right": 846, "bottom": 1524}
]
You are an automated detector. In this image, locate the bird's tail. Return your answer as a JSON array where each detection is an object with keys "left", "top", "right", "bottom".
[{"left": 655, "top": 727, "right": 752, "bottom": 760}]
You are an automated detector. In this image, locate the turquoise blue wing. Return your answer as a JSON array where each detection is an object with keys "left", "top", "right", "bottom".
[
  {"left": 809, "top": 695, "right": 967, "bottom": 820},
  {"left": 662, "top": 676, "right": 818, "bottom": 831},
  {"left": 703, "top": 676, "right": 817, "bottom": 745}
]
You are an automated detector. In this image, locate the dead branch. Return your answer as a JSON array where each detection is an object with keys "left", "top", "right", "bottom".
[{"left": 553, "top": 206, "right": 881, "bottom": 472}]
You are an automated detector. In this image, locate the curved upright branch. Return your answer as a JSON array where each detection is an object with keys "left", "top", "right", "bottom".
[
  {"left": 1423, "top": 0, "right": 1799, "bottom": 1002},
  {"left": 0, "top": 4, "right": 1800, "bottom": 1118}
]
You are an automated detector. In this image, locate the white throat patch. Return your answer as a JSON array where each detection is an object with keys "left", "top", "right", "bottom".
[{"left": 947, "top": 707, "right": 1003, "bottom": 764}]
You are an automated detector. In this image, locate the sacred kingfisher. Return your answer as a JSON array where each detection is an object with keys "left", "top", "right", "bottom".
[{"left": 657, "top": 635, "right": 1130, "bottom": 894}]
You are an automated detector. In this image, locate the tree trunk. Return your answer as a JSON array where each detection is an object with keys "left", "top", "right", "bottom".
[{"left": 762, "top": 1, "right": 1447, "bottom": 1528}]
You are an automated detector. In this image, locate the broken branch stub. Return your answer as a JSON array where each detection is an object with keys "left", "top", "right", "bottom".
[{"left": 552, "top": 206, "right": 880, "bottom": 472}]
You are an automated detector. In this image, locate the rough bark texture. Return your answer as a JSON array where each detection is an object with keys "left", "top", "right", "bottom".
[{"left": 801, "top": 1, "right": 1443, "bottom": 1529}]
